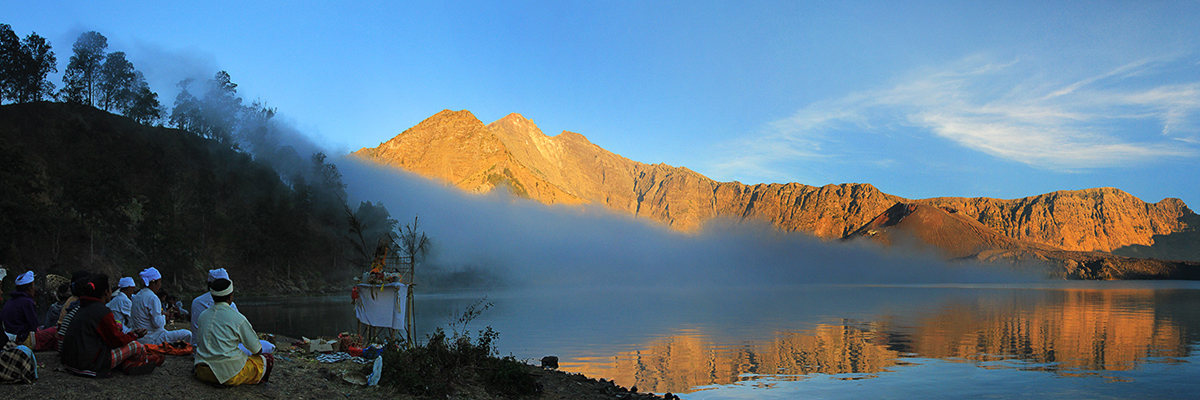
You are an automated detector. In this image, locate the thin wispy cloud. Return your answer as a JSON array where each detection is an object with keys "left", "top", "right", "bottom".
[{"left": 715, "top": 55, "right": 1200, "bottom": 182}]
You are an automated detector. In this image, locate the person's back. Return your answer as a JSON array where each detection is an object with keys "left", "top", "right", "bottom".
[
  {"left": 193, "top": 278, "right": 271, "bottom": 386},
  {"left": 195, "top": 303, "right": 256, "bottom": 371},
  {"left": 129, "top": 288, "right": 160, "bottom": 335},
  {"left": 0, "top": 319, "right": 37, "bottom": 384},
  {"left": 189, "top": 292, "right": 212, "bottom": 346},
  {"left": 106, "top": 277, "right": 137, "bottom": 329},
  {"left": 106, "top": 291, "right": 132, "bottom": 327},
  {"left": 0, "top": 290, "right": 36, "bottom": 343},
  {"left": 2, "top": 272, "right": 43, "bottom": 348},
  {"left": 60, "top": 274, "right": 157, "bottom": 377},
  {"left": 61, "top": 299, "right": 117, "bottom": 376},
  {"left": 43, "top": 283, "right": 70, "bottom": 329}
]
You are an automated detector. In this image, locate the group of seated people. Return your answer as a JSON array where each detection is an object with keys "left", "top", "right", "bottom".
[{"left": 1, "top": 267, "right": 274, "bottom": 386}]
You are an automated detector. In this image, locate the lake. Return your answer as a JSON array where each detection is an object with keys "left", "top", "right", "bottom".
[{"left": 237, "top": 281, "right": 1200, "bottom": 399}]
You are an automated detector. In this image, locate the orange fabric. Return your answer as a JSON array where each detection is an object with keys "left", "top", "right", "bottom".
[{"left": 146, "top": 342, "right": 194, "bottom": 355}]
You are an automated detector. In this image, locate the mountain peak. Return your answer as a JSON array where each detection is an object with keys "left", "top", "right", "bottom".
[
  {"left": 431, "top": 109, "right": 480, "bottom": 123},
  {"left": 355, "top": 109, "right": 1198, "bottom": 257},
  {"left": 494, "top": 112, "right": 534, "bottom": 125},
  {"left": 487, "top": 113, "right": 545, "bottom": 140}
]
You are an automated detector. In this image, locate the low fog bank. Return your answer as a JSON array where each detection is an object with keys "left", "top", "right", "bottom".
[{"left": 336, "top": 158, "right": 1041, "bottom": 290}]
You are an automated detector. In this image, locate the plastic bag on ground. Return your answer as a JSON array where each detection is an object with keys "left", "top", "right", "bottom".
[{"left": 366, "top": 355, "right": 383, "bottom": 386}]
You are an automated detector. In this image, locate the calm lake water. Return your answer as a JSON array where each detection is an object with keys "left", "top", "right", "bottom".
[{"left": 239, "top": 281, "right": 1200, "bottom": 399}]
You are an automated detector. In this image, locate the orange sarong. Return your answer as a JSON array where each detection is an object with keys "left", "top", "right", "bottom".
[{"left": 146, "top": 342, "right": 194, "bottom": 356}]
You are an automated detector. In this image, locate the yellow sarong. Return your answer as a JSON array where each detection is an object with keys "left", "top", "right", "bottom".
[{"left": 194, "top": 354, "right": 267, "bottom": 386}]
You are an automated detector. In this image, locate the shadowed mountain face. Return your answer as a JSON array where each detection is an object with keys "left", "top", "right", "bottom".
[
  {"left": 846, "top": 203, "right": 1200, "bottom": 279},
  {"left": 845, "top": 203, "right": 1050, "bottom": 259},
  {"left": 352, "top": 110, "right": 1198, "bottom": 261}
]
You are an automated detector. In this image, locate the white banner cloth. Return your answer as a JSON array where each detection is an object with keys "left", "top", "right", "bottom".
[{"left": 354, "top": 283, "right": 408, "bottom": 330}]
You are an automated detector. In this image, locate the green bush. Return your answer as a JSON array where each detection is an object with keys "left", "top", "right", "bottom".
[{"left": 379, "top": 299, "right": 539, "bottom": 397}]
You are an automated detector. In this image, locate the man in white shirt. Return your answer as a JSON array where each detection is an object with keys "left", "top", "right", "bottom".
[
  {"left": 193, "top": 278, "right": 273, "bottom": 386},
  {"left": 190, "top": 268, "right": 273, "bottom": 354},
  {"left": 105, "top": 277, "right": 138, "bottom": 330},
  {"left": 129, "top": 267, "right": 192, "bottom": 344}
]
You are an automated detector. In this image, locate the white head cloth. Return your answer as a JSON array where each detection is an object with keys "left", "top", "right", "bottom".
[
  {"left": 139, "top": 267, "right": 162, "bottom": 286},
  {"left": 15, "top": 271, "right": 35, "bottom": 286},
  {"left": 118, "top": 277, "right": 137, "bottom": 288},
  {"left": 207, "top": 268, "right": 229, "bottom": 282}
]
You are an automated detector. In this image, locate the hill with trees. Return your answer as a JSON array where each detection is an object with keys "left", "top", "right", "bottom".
[
  {"left": 0, "top": 101, "right": 389, "bottom": 294},
  {"left": 0, "top": 26, "right": 418, "bottom": 295}
]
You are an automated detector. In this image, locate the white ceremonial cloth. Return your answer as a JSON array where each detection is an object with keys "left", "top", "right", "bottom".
[{"left": 354, "top": 283, "right": 408, "bottom": 330}]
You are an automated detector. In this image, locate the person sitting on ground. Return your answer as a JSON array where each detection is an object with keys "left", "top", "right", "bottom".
[
  {"left": 60, "top": 274, "right": 159, "bottom": 377},
  {"left": 190, "top": 268, "right": 273, "bottom": 354},
  {"left": 1, "top": 271, "right": 57, "bottom": 350},
  {"left": 43, "top": 282, "right": 71, "bottom": 329},
  {"left": 0, "top": 319, "right": 37, "bottom": 384},
  {"left": 105, "top": 277, "right": 138, "bottom": 332},
  {"left": 130, "top": 267, "right": 192, "bottom": 345},
  {"left": 54, "top": 270, "right": 93, "bottom": 327},
  {"left": 159, "top": 291, "right": 187, "bottom": 323},
  {"left": 194, "top": 278, "right": 273, "bottom": 386},
  {"left": 56, "top": 272, "right": 93, "bottom": 351}
]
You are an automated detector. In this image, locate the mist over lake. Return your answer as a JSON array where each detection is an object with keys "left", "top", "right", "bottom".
[
  {"left": 223, "top": 158, "right": 1200, "bottom": 398},
  {"left": 335, "top": 157, "right": 1038, "bottom": 290}
]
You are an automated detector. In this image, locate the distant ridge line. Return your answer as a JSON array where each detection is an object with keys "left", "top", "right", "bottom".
[{"left": 353, "top": 109, "right": 1197, "bottom": 256}]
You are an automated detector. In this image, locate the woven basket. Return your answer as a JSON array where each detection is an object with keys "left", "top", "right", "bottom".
[{"left": 45, "top": 274, "right": 69, "bottom": 290}]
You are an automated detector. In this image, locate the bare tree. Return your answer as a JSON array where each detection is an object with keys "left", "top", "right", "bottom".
[{"left": 397, "top": 215, "right": 431, "bottom": 280}]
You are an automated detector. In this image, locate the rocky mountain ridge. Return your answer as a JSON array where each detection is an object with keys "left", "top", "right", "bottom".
[
  {"left": 352, "top": 110, "right": 1198, "bottom": 262},
  {"left": 846, "top": 203, "right": 1200, "bottom": 279}
]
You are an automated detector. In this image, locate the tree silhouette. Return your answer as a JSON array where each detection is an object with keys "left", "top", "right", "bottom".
[
  {"left": 170, "top": 71, "right": 242, "bottom": 145},
  {"left": 62, "top": 31, "right": 107, "bottom": 106},
  {"left": 0, "top": 24, "right": 56, "bottom": 104},
  {"left": 97, "top": 51, "right": 137, "bottom": 111},
  {"left": 124, "top": 85, "right": 164, "bottom": 125}
]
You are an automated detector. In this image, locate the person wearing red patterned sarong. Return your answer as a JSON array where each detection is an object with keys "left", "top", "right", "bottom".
[{"left": 60, "top": 274, "right": 162, "bottom": 377}]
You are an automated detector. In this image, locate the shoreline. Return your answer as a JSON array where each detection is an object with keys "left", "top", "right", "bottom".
[{"left": 7, "top": 330, "right": 676, "bottom": 400}]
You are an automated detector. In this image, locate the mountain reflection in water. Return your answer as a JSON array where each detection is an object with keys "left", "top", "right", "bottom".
[
  {"left": 560, "top": 286, "right": 1200, "bottom": 394},
  {"left": 238, "top": 284, "right": 1200, "bottom": 397}
]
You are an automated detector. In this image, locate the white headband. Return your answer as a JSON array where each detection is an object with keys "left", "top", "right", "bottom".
[{"left": 211, "top": 282, "right": 233, "bottom": 297}]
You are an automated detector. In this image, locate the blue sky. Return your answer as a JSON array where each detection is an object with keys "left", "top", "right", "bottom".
[{"left": 6, "top": 1, "right": 1199, "bottom": 208}]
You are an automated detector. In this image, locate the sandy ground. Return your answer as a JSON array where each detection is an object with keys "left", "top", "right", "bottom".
[{"left": 5, "top": 333, "right": 671, "bottom": 400}]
